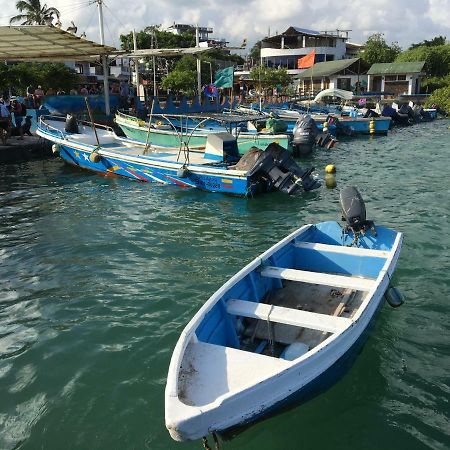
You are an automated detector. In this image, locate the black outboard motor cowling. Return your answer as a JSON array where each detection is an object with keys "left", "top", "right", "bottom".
[
  {"left": 247, "top": 142, "right": 320, "bottom": 195},
  {"left": 339, "top": 186, "right": 376, "bottom": 237},
  {"left": 291, "top": 115, "right": 319, "bottom": 156}
]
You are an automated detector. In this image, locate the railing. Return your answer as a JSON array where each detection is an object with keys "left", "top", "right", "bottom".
[{"left": 38, "top": 114, "right": 115, "bottom": 138}]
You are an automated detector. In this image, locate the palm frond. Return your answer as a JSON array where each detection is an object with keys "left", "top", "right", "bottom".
[{"left": 9, "top": 13, "right": 28, "bottom": 24}]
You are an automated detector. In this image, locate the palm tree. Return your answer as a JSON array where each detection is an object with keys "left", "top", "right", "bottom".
[{"left": 10, "top": 0, "right": 60, "bottom": 26}]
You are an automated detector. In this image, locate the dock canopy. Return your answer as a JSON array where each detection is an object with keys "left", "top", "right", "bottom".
[
  {"left": 313, "top": 88, "right": 353, "bottom": 102},
  {"left": 0, "top": 25, "right": 117, "bottom": 61}
]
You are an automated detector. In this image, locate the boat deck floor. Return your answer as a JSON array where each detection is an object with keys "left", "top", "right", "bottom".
[{"left": 241, "top": 281, "right": 365, "bottom": 353}]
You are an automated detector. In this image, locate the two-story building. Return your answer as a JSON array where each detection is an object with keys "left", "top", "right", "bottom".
[{"left": 260, "top": 27, "right": 360, "bottom": 75}]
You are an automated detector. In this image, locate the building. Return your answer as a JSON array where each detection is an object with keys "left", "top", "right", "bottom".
[
  {"left": 367, "top": 61, "right": 426, "bottom": 96},
  {"left": 163, "top": 23, "right": 228, "bottom": 49},
  {"left": 297, "top": 58, "right": 363, "bottom": 94},
  {"left": 165, "top": 23, "right": 213, "bottom": 42},
  {"left": 260, "top": 27, "right": 361, "bottom": 76}
]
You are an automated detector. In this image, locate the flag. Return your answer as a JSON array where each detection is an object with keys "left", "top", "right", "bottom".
[
  {"left": 214, "top": 66, "right": 234, "bottom": 89},
  {"left": 297, "top": 50, "right": 315, "bottom": 69},
  {"left": 203, "top": 84, "right": 218, "bottom": 98}
]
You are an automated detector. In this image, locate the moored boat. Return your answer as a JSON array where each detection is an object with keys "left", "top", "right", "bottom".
[
  {"left": 114, "top": 111, "right": 292, "bottom": 154},
  {"left": 165, "top": 187, "right": 403, "bottom": 441},
  {"left": 36, "top": 115, "right": 320, "bottom": 196}
]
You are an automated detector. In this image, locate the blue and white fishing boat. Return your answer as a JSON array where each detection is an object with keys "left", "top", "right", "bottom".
[
  {"left": 36, "top": 115, "right": 320, "bottom": 196},
  {"left": 165, "top": 187, "right": 403, "bottom": 442}
]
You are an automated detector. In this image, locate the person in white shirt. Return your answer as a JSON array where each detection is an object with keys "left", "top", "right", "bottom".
[{"left": 0, "top": 99, "right": 12, "bottom": 144}]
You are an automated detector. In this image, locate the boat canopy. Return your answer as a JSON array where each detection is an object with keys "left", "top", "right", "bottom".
[
  {"left": 0, "top": 25, "right": 116, "bottom": 61},
  {"left": 313, "top": 88, "right": 353, "bottom": 103}
]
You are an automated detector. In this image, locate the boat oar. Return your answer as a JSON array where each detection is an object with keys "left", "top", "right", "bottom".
[{"left": 84, "top": 97, "right": 101, "bottom": 163}]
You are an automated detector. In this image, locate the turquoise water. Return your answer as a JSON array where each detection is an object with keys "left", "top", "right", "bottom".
[{"left": 0, "top": 120, "right": 449, "bottom": 450}]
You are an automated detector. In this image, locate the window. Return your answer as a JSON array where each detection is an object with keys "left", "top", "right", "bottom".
[
  {"left": 337, "top": 78, "right": 351, "bottom": 90},
  {"left": 75, "top": 63, "right": 83, "bottom": 74}
]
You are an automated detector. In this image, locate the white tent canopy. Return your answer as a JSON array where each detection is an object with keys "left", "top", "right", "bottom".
[
  {"left": 0, "top": 25, "right": 116, "bottom": 61},
  {"left": 312, "top": 88, "right": 353, "bottom": 103}
]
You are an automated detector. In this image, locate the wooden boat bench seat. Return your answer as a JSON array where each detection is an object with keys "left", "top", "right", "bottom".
[
  {"left": 293, "top": 242, "right": 389, "bottom": 258},
  {"left": 227, "top": 299, "right": 352, "bottom": 334},
  {"left": 260, "top": 266, "right": 376, "bottom": 292}
]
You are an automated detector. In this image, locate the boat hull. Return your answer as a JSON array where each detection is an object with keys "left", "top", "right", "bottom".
[
  {"left": 56, "top": 144, "right": 256, "bottom": 195},
  {"left": 222, "top": 294, "right": 385, "bottom": 439}
]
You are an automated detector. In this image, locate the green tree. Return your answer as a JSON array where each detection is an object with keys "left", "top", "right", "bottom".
[
  {"left": 409, "top": 36, "right": 447, "bottom": 50},
  {"left": 10, "top": 0, "right": 60, "bottom": 25},
  {"left": 0, "top": 62, "right": 77, "bottom": 95},
  {"left": 361, "top": 33, "right": 401, "bottom": 65},
  {"left": 395, "top": 44, "right": 450, "bottom": 78},
  {"left": 120, "top": 29, "right": 195, "bottom": 51},
  {"left": 249, "top": 66, "right": 291, "bottom": 92},
  {"left": 249, "top": 41, "right": 261, "bottom": 62},
  {"left": 425, "top": 85, "right": 450, "bottom": 111},
  {"left": 161, "top": 69, "right": 197, "bottom": 97}
]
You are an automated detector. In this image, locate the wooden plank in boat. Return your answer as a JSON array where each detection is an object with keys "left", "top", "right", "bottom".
[
  {"left": 294, "top": 242, "right": 389, "bottom": 258},
  {"left": 227, "top": 299, "right": 352, "bottom": 334},
  {"left": 261, "top": 266, "right": 375, "bottom": 292}
]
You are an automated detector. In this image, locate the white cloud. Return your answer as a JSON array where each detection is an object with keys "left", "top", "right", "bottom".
[{"left": 1, "top": 0, "right": 449, "bottom": 51}]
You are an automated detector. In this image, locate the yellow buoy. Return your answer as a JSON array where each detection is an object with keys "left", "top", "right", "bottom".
[
  {"left": 324, "top": 173, "right": 337, "bottom": 189},
  {"left": 369, "top": 118, "right": 375, "bottom": 134},
  {"left": 325, "top": 164, "right": 336, "bottom": 174}
]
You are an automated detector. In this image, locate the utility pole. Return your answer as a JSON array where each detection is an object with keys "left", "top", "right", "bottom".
[
  {"left": 151, "top": 30, "right": 157, "bottom": 97},
  {"left": 196, "top": 25, "right": 202, "bottom": 101},
  {"left": 96, "top": 0, "right": 110, "bottom": 115}
]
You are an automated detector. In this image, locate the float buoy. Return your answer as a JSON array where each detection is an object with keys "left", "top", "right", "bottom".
[
  {"left": 325, "top": 164, "right": 336, "bottom": 174},
  {"left": 89, "top": 151, "right": 101, "bottom": 163},
  {"left": 369, "top": 118, "right": 375, "bottom": 134},
  {"left": 51, "top": 144, "right": 60, "bottom": 154},
  {"left": 324, "top": 173, "right": 337, "bottom": 189},
  {"left": 385, "top": 286, "right": 404, "bottom": 308},
  {"left": 177, "top": 166, "right": 189, "bottom": 178}
]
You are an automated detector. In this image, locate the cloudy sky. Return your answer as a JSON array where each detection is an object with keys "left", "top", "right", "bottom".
[{"left": 2, "top": 0, "right": 450, "bottom": 52}]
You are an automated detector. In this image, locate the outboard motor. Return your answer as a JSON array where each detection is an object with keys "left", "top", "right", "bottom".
[
  {"left": 65, "top": 113, "right": 79, "bottom": 133},
  {"left": 382, "top": 105, "right": 411, "bottom": 126},
  {"left": 363, "top": 109, "right": 380, "bottom": 118},
  {"left": 291, "top": 115, "right": 319, "bottom": 156},
  {"left": 339, "top": 186, "right": 376, "bottom": 243},
  {"left": 247, "top": 142, "right": 320, "bottom": 195}
]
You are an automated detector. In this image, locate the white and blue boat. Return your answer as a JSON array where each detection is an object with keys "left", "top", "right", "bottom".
[
  {"left": 165, "top": 187, "right": 403, "bottom": 441},
  {"left": 36, "top": 115, "right": 320, "bottom": 196}
]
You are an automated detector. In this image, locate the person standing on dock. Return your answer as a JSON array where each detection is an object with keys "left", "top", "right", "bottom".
[{"left": 0, "top": 99, "right": 12, "bottom": 144}]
